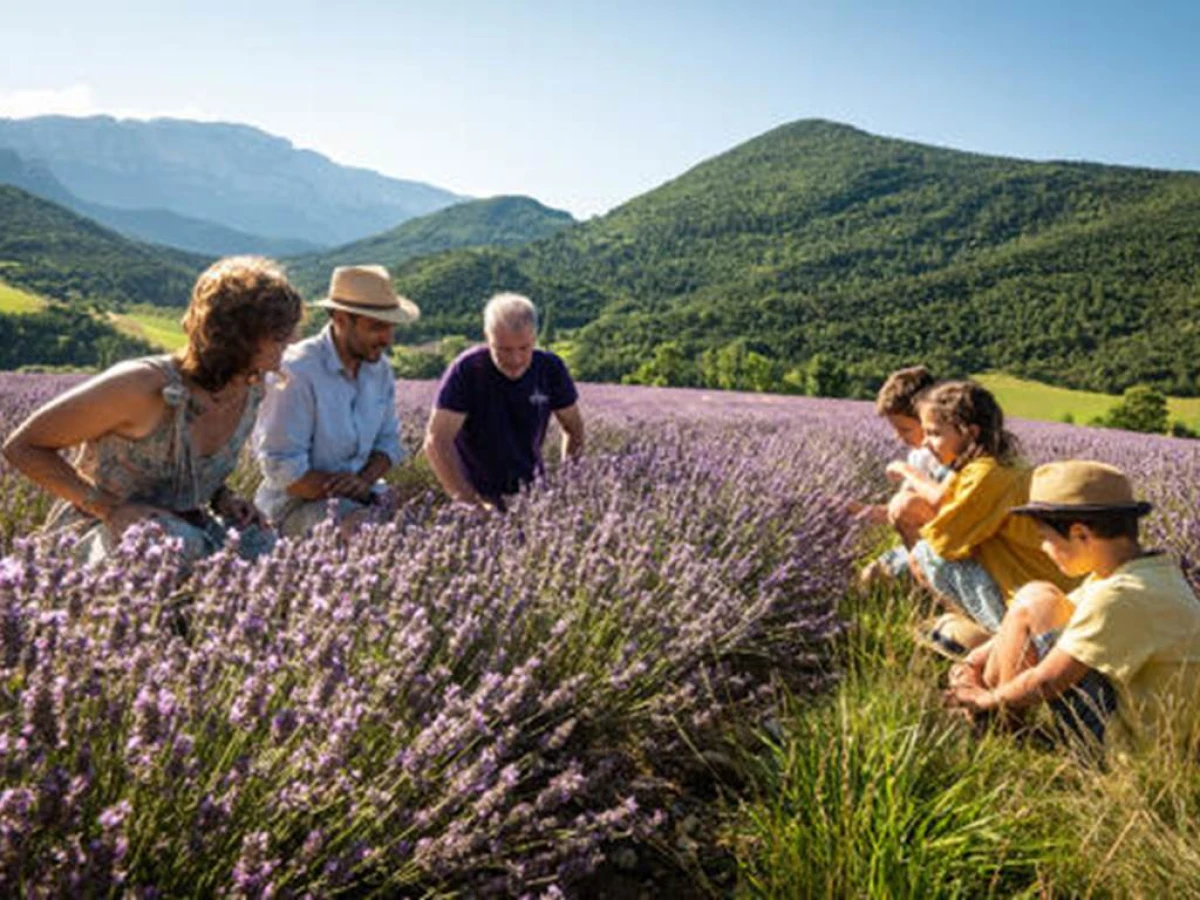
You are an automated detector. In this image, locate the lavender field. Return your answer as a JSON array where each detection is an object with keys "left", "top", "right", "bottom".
[{"left": 1, "top": 373, "right": 1199, "bottom": 897}]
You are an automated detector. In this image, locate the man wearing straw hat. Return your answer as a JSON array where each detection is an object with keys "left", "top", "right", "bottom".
[{"left": 255, "top": 265, "right": 419, "bottom": 538}]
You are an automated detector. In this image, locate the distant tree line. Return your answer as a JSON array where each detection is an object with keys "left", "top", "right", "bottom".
[
  {"left": 0, "top": 307, "right": 153, "bottom": 370},
  {"left": 384, "top": 122, "right": 1200, "bottom": 400}
]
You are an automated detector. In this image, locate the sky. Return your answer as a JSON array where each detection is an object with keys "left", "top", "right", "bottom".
[{"left": 2, "top": 1, "right": 1198, "bottom": 219}]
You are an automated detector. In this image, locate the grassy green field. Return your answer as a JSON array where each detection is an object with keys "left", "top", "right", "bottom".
[
  {"left": 0, "top": 281, "right": 48, "bottom": 314},
  {"left": 727, "top": 574, "right": 1200, "bottom": 898},
  {"left": 108, "top": 306, "right": 187, "bottom": 351},
  {"left": 975, "top": 371, "right": 1200, "bottom": 429}
]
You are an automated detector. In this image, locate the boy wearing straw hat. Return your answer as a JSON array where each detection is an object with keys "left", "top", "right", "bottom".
[
  {"left": 946, "top": 460, "right": 1200, "bottom": 754},
  {"left": 255, "top": 265, "right": 419, "bottom": 538}
]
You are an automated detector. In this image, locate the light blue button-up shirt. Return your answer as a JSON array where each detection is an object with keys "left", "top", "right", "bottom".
[{"left": 254, "top": 324, "right": 403, "bottom": 520}]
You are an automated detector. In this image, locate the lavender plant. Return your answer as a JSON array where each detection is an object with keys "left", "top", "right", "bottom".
[
  {"left": 0, "top": 378, "right": 867, "bottom": 896},
  {"left": 3, "top": 375, "right": 1199, "bottom": 895}
]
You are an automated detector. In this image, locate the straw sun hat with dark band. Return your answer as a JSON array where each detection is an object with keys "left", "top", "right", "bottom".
[
  {"left": 314, "top": 265, "right": 420, "bottom": 325},
  {"left": 1011, "top": 460, "right": 1153, "bottom": 518}
]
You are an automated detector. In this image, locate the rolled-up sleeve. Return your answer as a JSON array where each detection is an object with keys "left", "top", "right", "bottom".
[
  {"left": 256, "top": 373, "right": 316, "bottom": 488},
  {"left": 371, "top": 370, "right": 404, "bottom": 464}
]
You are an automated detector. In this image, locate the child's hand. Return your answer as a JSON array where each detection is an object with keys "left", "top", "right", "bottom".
[
  {"left": 885, "top": 461, "right": 910, "bottom": 483},
  {"left": 944, "top": 683, "right": 997, "bottom": 713},
  {"left": 948, "top": 662, "right": 982, "bottom": 689},
  {"left": 846, "top": 500, "right": 887, "bottom": 525}
]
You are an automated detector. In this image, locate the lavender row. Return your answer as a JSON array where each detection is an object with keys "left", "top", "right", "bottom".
[
  {"left": 1, "top": 374, "right": 1198, "bottom": 895},
  {"left": 0, "top": 378, "right": 865, "bottom": 895}
]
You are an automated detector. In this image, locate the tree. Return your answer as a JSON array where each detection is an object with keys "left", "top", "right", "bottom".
[
  {"left": 623, "top": 341, "right": 694, "bottom": 387},
  {"left": 1102, "top": 384, "right": 1168, "bottom": 434},
  {"left": 742, "top": 350, "right": 778, "bottom": 393},
  {"left": 804, "top": 354, "right": 849, "bottom": 398}
]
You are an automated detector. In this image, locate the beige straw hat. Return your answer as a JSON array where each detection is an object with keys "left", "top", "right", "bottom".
[
  {"left": 315, "top": 265, "right": 420, "bottom": 324},
  {"left": 1011, "top": 460, "right": 1152, "bottom": 517}
]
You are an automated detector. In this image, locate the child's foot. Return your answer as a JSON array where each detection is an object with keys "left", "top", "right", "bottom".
[{"left": 914, "top": 613, "right": 990, "bottom": 661}]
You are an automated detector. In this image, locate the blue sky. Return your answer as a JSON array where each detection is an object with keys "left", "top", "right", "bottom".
[{"left": 2, "top": 1, "right": 1198, "bottom": 218}]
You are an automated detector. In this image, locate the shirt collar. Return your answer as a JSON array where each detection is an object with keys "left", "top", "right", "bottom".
[{"left": 318, "top": 324, "right": 348, "bottom": 377}]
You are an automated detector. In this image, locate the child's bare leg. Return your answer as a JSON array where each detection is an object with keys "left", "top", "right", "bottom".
[
  {"left": 888, "top": 487, "right": 938, "bottom": 548},
  {"left": 982, "top": 581, "right": 1074, "bottom": 688}
]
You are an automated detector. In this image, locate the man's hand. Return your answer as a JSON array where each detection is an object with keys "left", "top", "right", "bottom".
[{"left": 323, "top": 472, "right": 373, "bottom": 503}]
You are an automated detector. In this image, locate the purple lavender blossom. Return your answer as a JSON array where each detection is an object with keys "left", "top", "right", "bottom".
[{"left": 3, "top": 373, "right": 1196, "bottom": 895}]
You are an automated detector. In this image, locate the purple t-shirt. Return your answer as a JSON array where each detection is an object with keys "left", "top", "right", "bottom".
[{"left": 436, "top": 346, "right": 579, "bottom": 498}]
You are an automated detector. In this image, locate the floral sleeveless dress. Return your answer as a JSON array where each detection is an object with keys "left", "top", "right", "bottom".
[{"left": 42, "top": 356, "right": 275, "bottom": 565}]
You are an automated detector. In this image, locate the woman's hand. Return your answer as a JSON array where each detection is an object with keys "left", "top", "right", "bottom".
[{"left": 105, "top": 502, "right": 168, "bottom": 539}]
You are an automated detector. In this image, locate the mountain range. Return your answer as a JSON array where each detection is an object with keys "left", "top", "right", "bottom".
[
  {"left": 0, "top": 116, "right": 465, "bottom": 253},
  {"left": 0, "top": 184, "right": 203, "bottom": 306},
  {"left": 381, "top": 120, "right": 1200, "bottom": 396},
  {"left": 285, "top": 196, "right": 574, "bottom": 296},
  {"left": 2, "top": 116, "right": 1199, "bottom": 398}
]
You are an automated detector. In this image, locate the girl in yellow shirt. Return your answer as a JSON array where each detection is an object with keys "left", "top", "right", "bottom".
[{"left": 909, "top": 382, "right": 1077, "bottom": 645}]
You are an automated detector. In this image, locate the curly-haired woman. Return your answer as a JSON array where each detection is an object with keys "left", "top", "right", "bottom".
[{"left": 3, "top": 256, "right": 303, "bottom": 565}]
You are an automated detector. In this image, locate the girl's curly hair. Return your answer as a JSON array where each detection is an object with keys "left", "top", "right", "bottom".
[
  {"left": 917, "top": 380, "right": 1021, "bottom": 468},
  {"left": 177, "top": 256, "right": 304, "bottom": 391}
]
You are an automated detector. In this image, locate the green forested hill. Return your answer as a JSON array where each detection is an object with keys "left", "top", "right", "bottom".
[
  {"left": 0, "top": 185, "right": 205, "bottom": 307},
  {"left": 286, "top": 196, "right": 574, "bottom": 296},
  {"left": 388, "top": 120, "right": 1200, "bottom": 396}
]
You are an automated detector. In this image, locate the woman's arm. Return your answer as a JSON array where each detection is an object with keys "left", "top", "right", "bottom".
[{"left": 2, "top": 363, "right": 165, "bottom": 521}]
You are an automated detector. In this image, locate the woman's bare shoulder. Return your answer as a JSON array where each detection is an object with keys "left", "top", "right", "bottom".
[
  {"left": 80, "top": 358, "right": 171, "bottom": 401},
  {"left": 41, "top": 359, "right": 172, "bottom": 428}
]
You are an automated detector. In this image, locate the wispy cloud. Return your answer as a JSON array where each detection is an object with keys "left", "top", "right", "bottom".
[{"left": 0, "top": 84, "right": 215, "bottom": 121}]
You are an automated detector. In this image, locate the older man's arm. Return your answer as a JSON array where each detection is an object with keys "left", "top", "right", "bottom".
[
  {"left": 424, "top": 408, "right": 487, "bottom": 506},
  {"left": 553, "top": 403, "right": 584, "bottom": 461}
]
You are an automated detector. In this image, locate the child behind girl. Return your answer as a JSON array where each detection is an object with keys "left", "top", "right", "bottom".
[
  {"left": 854, "top": 366, "right": 950, "bottom": 585},
  {"left": 910, "top": 381, "right": 1077, "bottom": 647}
]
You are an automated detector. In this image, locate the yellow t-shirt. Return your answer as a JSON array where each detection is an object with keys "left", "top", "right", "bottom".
[
  {"left": 918, "top": 456, "right": 1077, "bottom": 600},
  {"left": 1056, "top": 553, "right": 1200, "bottom": 753}
]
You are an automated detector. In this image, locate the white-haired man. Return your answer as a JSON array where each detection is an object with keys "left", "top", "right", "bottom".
[
  {"left": 425, "top": 293, "right": 584, "bottom": 508},
  {"left": 255, "top": 265, "right": 418, "bottom": 537}
]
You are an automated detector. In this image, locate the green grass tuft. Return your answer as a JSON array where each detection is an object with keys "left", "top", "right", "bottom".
[{"left": 726, "top": 579, "right": 1200, "bottom": 898}]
